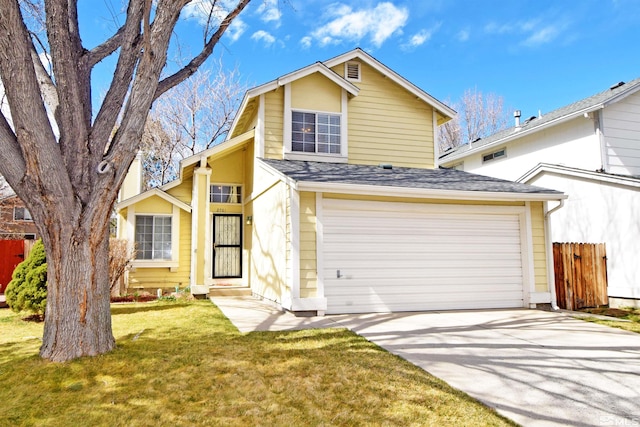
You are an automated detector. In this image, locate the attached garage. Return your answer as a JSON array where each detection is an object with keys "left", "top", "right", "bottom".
[{"left": 321, "top": 199, "right": 527, "bottom": 314}]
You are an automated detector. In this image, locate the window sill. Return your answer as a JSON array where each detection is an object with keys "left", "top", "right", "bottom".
[
  {"left": 284, "top": 152, "right": 348, "bottom": 163},
  {"left": 131, "top": 260, "right": 179, "bottom": 272}
]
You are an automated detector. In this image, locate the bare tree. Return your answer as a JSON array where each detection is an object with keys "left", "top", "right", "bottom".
[
  {"left": 156, "top": 61, "right": 246, "bottom": 151},
  {"left": 439, "top": 88, "right": 509, "bottom": 152},
  {"left": 0, "top": 0, "right": 251, "bottom": 361},
  {"left": 140, "top": 117, "right": 181, "bottom": 190}
]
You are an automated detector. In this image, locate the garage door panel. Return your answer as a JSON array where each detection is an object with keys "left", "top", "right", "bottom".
[
  {"left": 324, "top": 260, "right": 523, "bottom": 273},
  {"left": 329, "top": 294, "right": 525, "bottom": 314},
  {"left": 323, "top": 199, "right": 525, "bottom": 314}
]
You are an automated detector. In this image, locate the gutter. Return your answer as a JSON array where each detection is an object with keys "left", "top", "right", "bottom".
[
  {"left": 544, "top": 199, "right": 565, "bottom": 310},
  {"left": 297, "top": 181, "right": 566, "bottom": 203}
]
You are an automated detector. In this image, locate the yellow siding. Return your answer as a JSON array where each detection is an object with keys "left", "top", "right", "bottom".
[
  {"left": 249, "top": 167, "right": 288, "bottom": 303},
  {"left": 299, "top": 192, "right": 317, "bottom": 298},
  {"left": 210, "top": 149, "right": 245, "bottom": 183},
  {"left": 264, "top": 90, "right": 283, "bottom": 159},
  {"left": 135, "top": 196, "right": 173, "bottom": 214},
  {"left": 292, "top": 73, "right": 341, "bottom": 112},
  {"left": 117, "top": 208, "right": 128, "bottom": 239},
  {"left": 334, "top": 60, "right": 435, "bottom": 168},
  {"left": 530, "top": 202, "right": 548, "bottom": 293},
  {"left": 127, "top": 209, "right": 191, "bottom": 292},
  {"left": 167, "top": 176, "right": 193, "bottom": 205},
  {"left": 210, "top": 148, "right": 246, "bottom": 215}
]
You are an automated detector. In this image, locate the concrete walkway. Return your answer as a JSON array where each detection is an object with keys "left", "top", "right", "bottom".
[{"left": 212, "top": 296, "right": 640, "bottom": 427}]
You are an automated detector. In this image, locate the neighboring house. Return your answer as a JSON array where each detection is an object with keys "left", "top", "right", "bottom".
[
  {"left": 116, "top": 48, "right": 564, "bottom": 315},
  {"left": 440, "top": 77, "right": 640, "bottom": 307},
  {"left": 0, "top": 193, "right": 38, "bottom": 240}
]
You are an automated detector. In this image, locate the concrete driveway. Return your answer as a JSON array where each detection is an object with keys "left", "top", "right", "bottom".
[{"left": 212, "top": 297, "right": 640, "bottom": 427}]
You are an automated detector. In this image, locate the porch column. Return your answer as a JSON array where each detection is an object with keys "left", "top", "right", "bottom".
[{"left": 190, "top": 165, "right": 212, "bottom": 294}]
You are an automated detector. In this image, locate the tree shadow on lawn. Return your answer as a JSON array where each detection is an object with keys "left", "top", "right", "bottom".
[{"left": 110, "top": 302, "right": 191, "bottom": 315}]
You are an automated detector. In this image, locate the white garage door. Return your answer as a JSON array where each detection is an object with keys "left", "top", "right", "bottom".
[{"left": 322, "top": 199, "right": 525, "bottom": 314}]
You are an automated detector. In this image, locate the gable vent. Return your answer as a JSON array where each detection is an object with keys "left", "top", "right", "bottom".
[{"left": 346, "top": 62, "right": 361, "bottom": 81}]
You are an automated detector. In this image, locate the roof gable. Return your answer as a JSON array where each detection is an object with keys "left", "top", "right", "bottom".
[
  {"left": 116, "top": 188, "right": 191, "bottom": 212},
  {"left": 230, "top": 48, "right": 456, "bottom": 138},
  {"left": 323, "top": 48, "right": 456, "bottom": 124},
  {"left": 518, "top": 163, "right": 640, "bottom": 188}
]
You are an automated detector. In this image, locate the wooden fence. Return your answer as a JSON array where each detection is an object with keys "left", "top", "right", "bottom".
[{"left": 553, "top": 242, "right": 608, "bottom": 310}]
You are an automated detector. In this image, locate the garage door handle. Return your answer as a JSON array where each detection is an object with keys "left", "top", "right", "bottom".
[{"left": 337, "top": 270, "right": 342, "bottom": 279}]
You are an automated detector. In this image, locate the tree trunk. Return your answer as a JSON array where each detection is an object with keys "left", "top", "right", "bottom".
[{"left": 39, "top": 222, "right": 115, "bottom": 362}]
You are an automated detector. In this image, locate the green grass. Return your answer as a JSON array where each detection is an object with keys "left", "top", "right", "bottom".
[
  {"left": 0, "top": 301, "right": 515, "bottom": 426},
  {"left": 578, "top": 307, "right": 640, "bottom": 334}
]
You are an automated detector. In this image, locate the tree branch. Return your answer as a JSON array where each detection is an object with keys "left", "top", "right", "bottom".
[
  {"left": 154, "top": 0, "right": 251, "bottom": 100},
  {"left": 0, "top": 0, "right": 71, "bottom": 210},
  {"left": 90, "top": 0, "right": 146, "bottom": 163},
  {"left": 0, "top": 111, "right": 26, "bottom": 188},
  {"left": 85, "top": 24, "right": 126, "bottom": 68}
]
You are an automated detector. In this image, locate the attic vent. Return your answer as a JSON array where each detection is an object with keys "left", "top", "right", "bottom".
[
  {"left": 610, "top": 81, "right": 625, "bottom": 90},
  {"left": 346, "top": 62, "right": 361, "bottom": 81}
]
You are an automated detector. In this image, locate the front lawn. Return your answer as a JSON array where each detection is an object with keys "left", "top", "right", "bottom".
[
  {"left": 578, "top": 306, "right": 640, "bottom": 334},
  {"left": 0, "top": 301, "right": 514, "bottom": 426}
]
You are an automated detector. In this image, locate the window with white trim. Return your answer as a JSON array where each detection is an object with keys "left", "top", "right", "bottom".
[
  {"left": 482, "top": 148, "right": 506, "bottom": 163},
  {"left": 13, "top": 207, "right": 32, "bottom": 221},
  {"left": 292, "top": 111, "right": 341, "bottom": 154},
  {"left": 135, "top": 215, "right": 172, "bottom": 260},
  {"left": 210, "top": 185, "right": 242, "bottom": 204}
]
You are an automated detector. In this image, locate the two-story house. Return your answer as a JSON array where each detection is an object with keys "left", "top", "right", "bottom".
[
  {"left": 116, "top": 49, "right": 564, "bottom": 315},
  {"left": 440, "top": 77, "right": 640, "bottom": 307}
]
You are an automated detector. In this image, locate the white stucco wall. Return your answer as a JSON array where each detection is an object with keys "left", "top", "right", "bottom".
[
  {"left": 454, "top": 117, "right": 602, "bottom": 181},
  {"left": 528, "top": 172, "right": 640, "bottom": 300}
]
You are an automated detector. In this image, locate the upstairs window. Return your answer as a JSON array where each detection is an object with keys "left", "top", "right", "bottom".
[
  {"left": 13, "top": 207, "right": 32, "bottom": 221},
  {"left": 210, "top": 185, "right": 242, "bottom": 204},
  {"left": 135, "top": 215, "right": 172, "bottom": 260},
  {"left": 292, "top": 111, "right": 341, "bottom": 154},
  {"left": 482, "top": 148, "right": 506, "bottom": 163}
]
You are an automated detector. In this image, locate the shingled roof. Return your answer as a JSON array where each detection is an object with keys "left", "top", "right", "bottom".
[
  {"left": 260, "top": 158, "right": 562, "bottom": 197},
  {"left": 440, "top": 76, "right": 640, "bottom": 162}
]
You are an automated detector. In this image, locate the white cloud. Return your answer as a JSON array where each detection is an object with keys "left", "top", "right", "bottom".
[
  {"left": 226, "top": 18, "right": 247, "bottom": 42},
  {"left": 305, "top": 2, "right": 409, "bottom": 48},
  {"left": 522, "top": 25, "right": 560, "bottom": 47},
  {"left": 300, "top": 36, "right": 312, "bottom": 49},
  {"left": 251, "top": 30, "right": 276, "bottom": 46},
  {"left": 402, "top": 23, "right": 441, "bottom": 50},
  {"left": 457, "top": 29, "right": 470, "bottom": 42},
  {"left": 182, "top": 0, "right": 247, "bottom": 42},
  {"left": 408, "top": 30, "right": 431, "bottom": 47},
  {"left": 484, "top": 17, "right": 569, "bottom": 48},
  {"left": 256, "top": 0, "right": 282, "bottom": 27}
]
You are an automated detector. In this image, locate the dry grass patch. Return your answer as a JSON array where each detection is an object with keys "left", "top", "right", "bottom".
[
  {"left": 0, "top": 301, "right": 514, "bottom": 426},
  {"left": 578, "top": 306, "right": 640, "bottom": 334}
]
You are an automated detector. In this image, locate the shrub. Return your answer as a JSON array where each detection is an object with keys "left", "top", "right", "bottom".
[
  {"left": 5, "top": 239, "right": 47, "bottom": 315},
  {"left": 109, "top": 238, "right": 136, "bottom": 296}
]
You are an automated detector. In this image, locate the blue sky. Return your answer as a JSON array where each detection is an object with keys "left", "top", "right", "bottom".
[{"left": 82, "top": 0, "right": 640, "bottom": 121}]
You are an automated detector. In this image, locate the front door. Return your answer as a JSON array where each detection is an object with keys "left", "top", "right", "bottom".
[{"left": 212, "top": 214, "right": 242, "bottom": 278}]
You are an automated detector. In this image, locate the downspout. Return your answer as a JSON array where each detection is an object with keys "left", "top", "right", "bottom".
[{"left": 544, "top": 199, "right": 565, "bottom": 310}]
